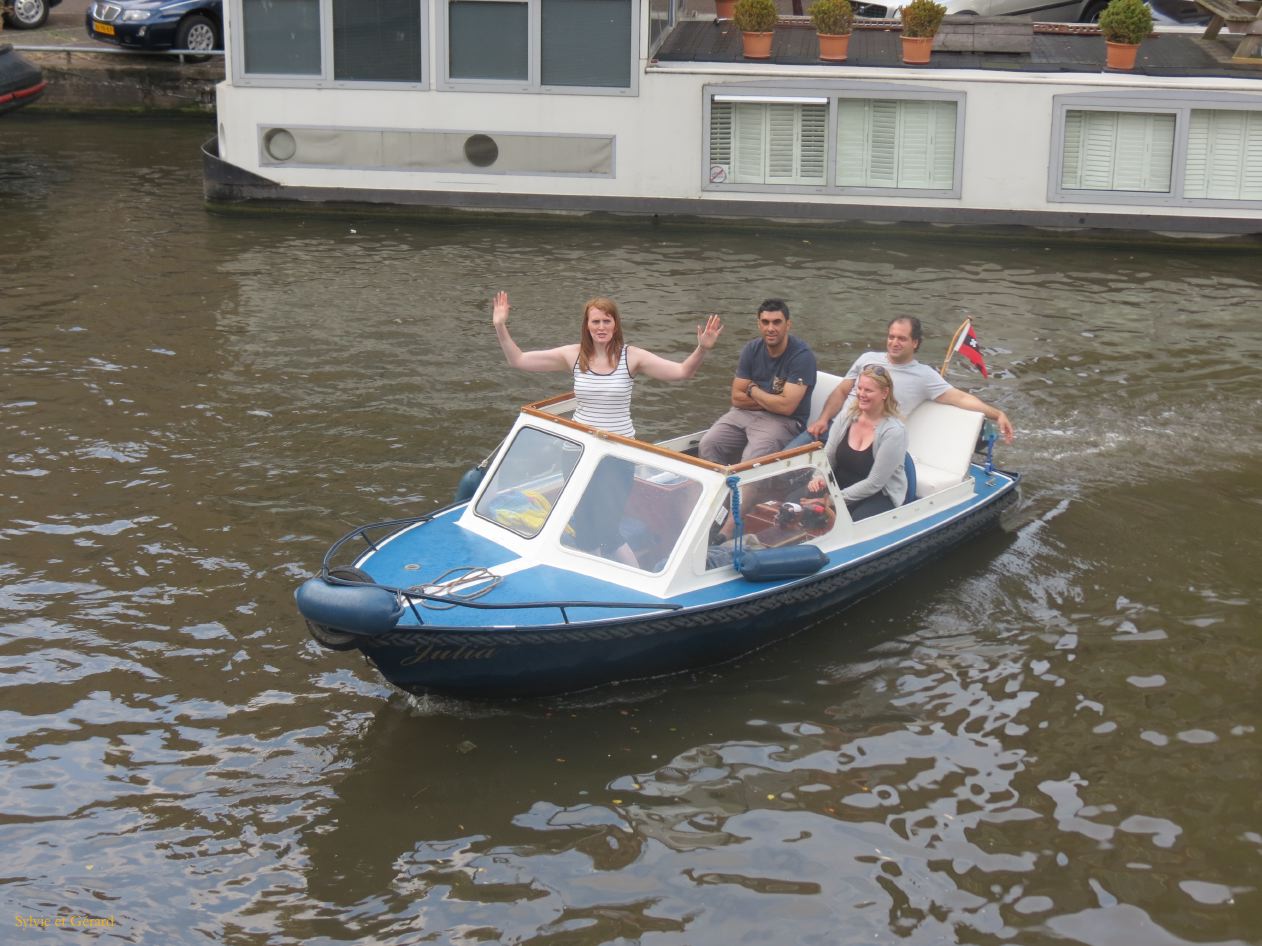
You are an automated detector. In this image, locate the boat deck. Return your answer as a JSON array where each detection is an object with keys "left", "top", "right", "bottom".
[{"left": 654, "top": 19, "right": 1262, "bottom": 79}]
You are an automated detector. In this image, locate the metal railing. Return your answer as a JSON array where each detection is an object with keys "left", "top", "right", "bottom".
[{"left": 7, "top": 43, "right": 224, "bottom": 65}]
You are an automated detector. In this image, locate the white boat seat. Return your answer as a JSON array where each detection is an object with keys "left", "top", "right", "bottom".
[
  {"left": 905, "top": 401, "right": 984, "bottom": 498},
  {"left": 808, "top": 370, "right": 844, "bottom": 429}
]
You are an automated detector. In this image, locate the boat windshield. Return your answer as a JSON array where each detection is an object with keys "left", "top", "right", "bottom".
[
  {"left": 475, "top": 426, "right": 583, "bottom": 538},
  {"left": 706, "top": 466, "right": 835, "bottom": 569},
  {"left": 561, "top": 456, "right": 703, "bottom": 574}
]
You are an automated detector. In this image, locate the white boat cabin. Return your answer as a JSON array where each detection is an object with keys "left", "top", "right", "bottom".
[{"left": 457, "top": 371, "right": 990, "bottom": 599}]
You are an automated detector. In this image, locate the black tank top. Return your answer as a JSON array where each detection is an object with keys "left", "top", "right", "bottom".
[{"left": 833, "top": 437, "right": 874, "bottom": 488}]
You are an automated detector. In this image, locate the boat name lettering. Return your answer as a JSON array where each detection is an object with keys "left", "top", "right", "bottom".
[{"left": 401, "top": 643, "right": 498, "bottom": 665}]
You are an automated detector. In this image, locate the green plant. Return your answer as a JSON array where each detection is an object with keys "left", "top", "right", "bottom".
[
  {"left": 810, "top": 0, "right": 854, "bottom": 35},
  {"left": 900, "top": 0, "right": 946, "bottom": 38},
  {"left": 734, "top": 0, "right": 779, "bottom": 33},
  {"left": 1098, "top": 0, "right": 1152, "bottom": 44}
]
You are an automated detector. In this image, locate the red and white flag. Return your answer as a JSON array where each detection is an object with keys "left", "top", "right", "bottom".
[{"left": 954, "top": 321, "right": 989, "bottom": 377}]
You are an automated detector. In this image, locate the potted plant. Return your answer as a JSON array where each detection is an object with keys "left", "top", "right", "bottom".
[
  {"left": 715, "top": 0, "right": 736, "bottom": 21},
  {"left": 1098, "top": 0, "right": 1152, "bottom": 70},
  {"left": 810, "top": 0, "right": 854, "bottom": 61},
  {"left": 734, "top": 0, "right": 779, "bottom": 59},
  {"left": 899, "top": 0, "right": 946, "bottom": 65}
]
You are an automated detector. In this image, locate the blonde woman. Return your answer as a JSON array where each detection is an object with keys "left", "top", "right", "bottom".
[{"left": 808, "top": 364, "right": 908, "bottom": 521}]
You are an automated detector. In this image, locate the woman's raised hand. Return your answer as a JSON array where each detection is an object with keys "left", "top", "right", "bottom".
[
  {"left": 492, "top": 291, "right": 511, "bottom": 328},
  {"left": 697, "top": 313, "right": 724, "bottom": 350}
]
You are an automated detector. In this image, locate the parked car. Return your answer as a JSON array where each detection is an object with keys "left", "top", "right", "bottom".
[
  {"left": 869, "top": 0, "right": 1206, "bottom": 23},
  {"left": 3, "top": 0, "right": 64, "bottom": 31},
  {"left": 85, "top": 0, "right": 223, "bottom": 52}
]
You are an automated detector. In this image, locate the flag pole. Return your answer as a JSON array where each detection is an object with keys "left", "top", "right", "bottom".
[{"left": 941, "top": 317, "right": 971, "bottom": 377}]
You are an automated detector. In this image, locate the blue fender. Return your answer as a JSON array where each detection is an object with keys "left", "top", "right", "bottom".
[
  {"left": 454, "top": 466, "right": 486, "bottom": 503},
  {"left": 295, "top": 577, "right": 404, "bottom": 635},
  {"left": 739, "top": 545, "right": 828, "bottom": 582}
]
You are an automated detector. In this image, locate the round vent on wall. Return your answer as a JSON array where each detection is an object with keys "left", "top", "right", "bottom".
[
  {"left": 263, "top": 128, "right": 297, "bottom": 162},
  {"left": 463, "top": 134, "right": 499, "bottom": 168}
]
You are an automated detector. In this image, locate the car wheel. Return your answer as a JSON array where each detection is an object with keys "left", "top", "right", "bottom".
[
  {"left": 6, "top": 0, "right": 49, "bottom": 30},
  {"left": 1081, "top": 0, "right": 1108, "bottom": 21},
  {"left": 175, "top": 13, "right": 220, "bottom": 52}
]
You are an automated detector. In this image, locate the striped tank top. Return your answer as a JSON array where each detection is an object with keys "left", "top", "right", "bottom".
[{"left": 572, "top": 346, "right": 635, "bottom": 437}]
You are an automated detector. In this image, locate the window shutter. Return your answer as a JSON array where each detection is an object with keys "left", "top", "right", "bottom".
[
  {"left": 836, "top": 99, "right": 953, "bottom": 189},
  {"left": 1186, "top": 109, "right": 1262, "bottom": 200},
  {"left": 898, "top": 101, "right": 932, "bottom": 188},
  {"left": 929, "top": 102, "right": 957, "bottom": 190},
  {"left": 798, "top": 104, "right": 827, "bottom": 185},
  {"left": 836, "top": 99, "right": 870, "bottom": 187},
  {"left": 1062, "top": 110, "right": 1173, "bottom": 193},
  {"left": 766, "top": 104, "right": 799, "bottom": 183},
  {"left": 733, "top": 103, "right": 767, "bottom": 183},
  {"left": 1208, "top": 110, "right": 1244, "bottom": 199},
  {"left": 1061, "top": 110, "right": 1084, "bottom": 190},
  {"left": 1081, "top": 112, "right": 1118, "bottom": 189},
  {"left": 715, "top": 101, "right": 826, "bottom": 186},
  {"left": 710, "top": 101, "right": 733, "bottom": 177},
  {"left": 869, "top": 101, "right": 899, "bottom": 188},
  {"left": 1185, "top": 110, "right": 1211, "bottom": 198},
  {"left": 1245, "top": 111, "right": 1262, "bottom": 200}
]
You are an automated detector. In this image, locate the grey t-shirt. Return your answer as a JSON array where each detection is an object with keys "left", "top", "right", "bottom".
[{"left": 842, "top": 352, "right": 952, "bottom": 417}]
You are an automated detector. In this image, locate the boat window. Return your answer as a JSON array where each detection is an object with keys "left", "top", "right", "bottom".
[
  {"left": 445, "top": 0, "right": 634, "bottom": 92},
  {"left": 1060, "top": 109, "right": 1176, "bottom": 194},
  {"left": 241, "top": 0, "right": 322, "bottom": 76},
  {"left": 705, "top": 89, "right": 964, "bottom": 197},
  {"left": 709, "top": 100, "right": 827, "bottom": 186},
  {"left": 561, "top": 457, "right": 702, "bottom": 573},
  {"left": 236, "top": 0, "right": 428, "bottom": 87},
  {"left": 474, "top": 427, "right": 583, "bottom": 538},
  {"left": 647, "top": 0, "right": 676, "bottom": 57},
  {"left": 1186, "top": 110, "right": 1262, "bottom": 201},
  {"left": 333, "top": 0, "right": 424, "bottom": 83},
  {"left": 836, "top": 99, "right": 958, "bottom": 191},
  {"left": 707, "top": 467, "right": 835, "bottom": 570},
  {"left": 1049, "top": 95, "right": 1262, "bottom": 208}
]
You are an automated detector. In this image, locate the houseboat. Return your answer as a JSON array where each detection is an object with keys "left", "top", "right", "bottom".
[{"left": 204, "top": 1, "right": 1262, "bottom": 237}]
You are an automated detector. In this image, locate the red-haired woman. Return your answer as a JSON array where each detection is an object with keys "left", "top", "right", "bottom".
[{"left": 492, "top": 291, "right": 722, "bottom": 438}]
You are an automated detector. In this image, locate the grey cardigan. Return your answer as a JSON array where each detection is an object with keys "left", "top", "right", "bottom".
[{"left": 824, "top": 414, "right": 909, "bottom": 507}]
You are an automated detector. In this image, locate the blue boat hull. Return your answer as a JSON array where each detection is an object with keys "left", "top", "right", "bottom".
[{"left": 311, "top": 477, "right": 1018, "bottom": 698}]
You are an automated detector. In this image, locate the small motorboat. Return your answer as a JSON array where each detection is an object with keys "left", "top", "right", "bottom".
[
  {"left": 297, "top": 371, "right": 1020, "bottom": 699},
  {"left": 0, "top": 43, "right": 47, "bottom": 117}
]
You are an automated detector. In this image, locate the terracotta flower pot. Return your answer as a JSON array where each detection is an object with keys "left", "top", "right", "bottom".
[
  {"left": 1105, "top": 40, "right": 1139, "bottom": 70},
  {"left": 741, "top": 30, "right": 774, "bottom": 59},
  {"left": 901, "top": 35, "right": 934, "bottom": 65},
  {"left": 715, "top": 0, "right": 736, "bottom": 19},
  {"left": 818, "top": 32, "right": 851, "bottom": 62}
]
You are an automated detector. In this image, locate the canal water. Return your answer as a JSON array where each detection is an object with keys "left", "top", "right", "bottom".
[{"left": 2, "top": 115, "right": 1259, "bottom": 946}]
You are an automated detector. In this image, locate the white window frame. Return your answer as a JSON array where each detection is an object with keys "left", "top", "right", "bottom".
[
  {"left": 1048, "top": 92, "right": 1262, "bottom": 209},
  {"left": 701, "top": 83, "right": 965, "bottom": 198},
  {"left": 437, "top": 0, "right": 639, "bottom": 96},
  {"left": 230, "top": 0, "right": 430, "bottom": 90}
]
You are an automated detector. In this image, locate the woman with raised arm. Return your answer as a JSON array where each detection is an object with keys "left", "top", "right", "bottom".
[
  {"left": 807, "top": 364, "right": 908, "bottom": 521},
  {"left": 492, "top": 291, "right": 723, "bottom": 438}
]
